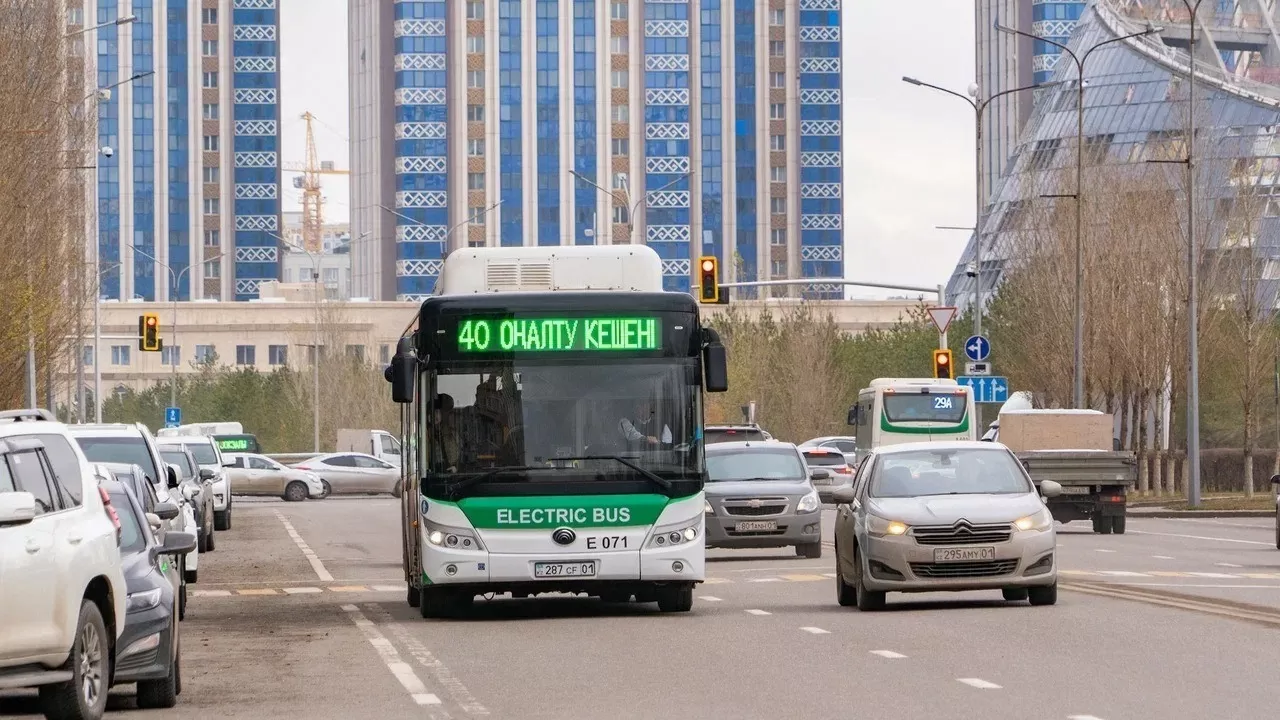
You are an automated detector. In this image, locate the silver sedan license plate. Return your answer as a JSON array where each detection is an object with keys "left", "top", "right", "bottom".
[
  {"left": 534, "top": 561, "right": 597, "bottom": 578},
  {"left": 934, "top": 547, "right": 996, "bottom": 562},
  {"left": 736, "top": 520, "right": 777, "bottom": 532}
]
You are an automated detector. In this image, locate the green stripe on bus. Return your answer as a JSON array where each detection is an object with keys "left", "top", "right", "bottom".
[
  {"left": 442, "top": 494, "right": 688, "bottom": 529},
  {"left": 880, "top": 414, "right": 971, "bottom": 435}
]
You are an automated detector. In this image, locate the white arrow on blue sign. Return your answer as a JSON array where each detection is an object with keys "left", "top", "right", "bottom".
[
  {"left": 964, "top": 335, "right": 991, "bottom": 362},
  {"left": 164, "top": 407, "right": 181, "bottom": 427},
  {"left": 957, "top": 376, "right": 1009, "bottom": 404}
]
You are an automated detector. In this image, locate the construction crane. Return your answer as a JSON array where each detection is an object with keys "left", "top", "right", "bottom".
[{"left": 282, "top": 111, "right": 349, "bottom": 253}]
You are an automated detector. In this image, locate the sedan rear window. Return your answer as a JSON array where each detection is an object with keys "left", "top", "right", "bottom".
[
  {"left": 704, "top": 428, "right": 766, "bottom": 444},
  {"left": 802, "top": 452, "right": 846, "bottom": 467},
  {"left": 706, "top": 448, "right": 805, "bottom": 481}
]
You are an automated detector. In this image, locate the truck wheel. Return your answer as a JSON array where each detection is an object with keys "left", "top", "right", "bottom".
[
  {"left": 39, "top": 600, "right": 109, "bottom": 720},
  {"left": 1092, "top": 515, "right": 1113, "bottom": 534},
  {"left": 1112, "top": 514, "right": 1127, "bottom": 534},
  {"left": 656, "top": 585, "right": 693, "bottom": 612}
]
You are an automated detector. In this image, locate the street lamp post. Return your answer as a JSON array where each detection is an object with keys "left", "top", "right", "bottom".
[
  {"left": 64, "top": 14, "right": 136, "bottom": 38},
  {"left": 269, "top": 232, "right": 323, "bottom": 453},
  {"left": 994, "top": 23, "right": 1162, "bottom": 410},
  {"left": 568, "top": 170, "right": 693, "bottom": 245},
  {"left": 128, "top": 246, "right": 227, "bottom": 412},
  {"left": 902, "top": 76, "right": 1052, "bottom": 341}
]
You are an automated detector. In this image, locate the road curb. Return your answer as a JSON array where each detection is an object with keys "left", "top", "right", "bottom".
[{"left": 1127, "top": 510, "right": 1274, "bottom": 518}]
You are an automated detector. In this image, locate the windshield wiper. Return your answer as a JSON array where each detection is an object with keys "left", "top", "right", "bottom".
[
  {"left": 553, "top": 456, "right": 673, "bottom": 492},
  {"left": 442, "top": 465, "right": 543, "bottom": 498}
]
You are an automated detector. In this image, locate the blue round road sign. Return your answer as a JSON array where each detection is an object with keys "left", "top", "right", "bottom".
[{"left": 964, "top": 335, "right": 991, "bottom": 362}]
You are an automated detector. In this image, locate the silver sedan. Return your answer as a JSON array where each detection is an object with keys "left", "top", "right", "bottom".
[
  {"left": 291, "top": 452, "right": 402, "bottom": 497},
  {"left": 832, "top": 441, "right": 1062, "bottom": 610}
]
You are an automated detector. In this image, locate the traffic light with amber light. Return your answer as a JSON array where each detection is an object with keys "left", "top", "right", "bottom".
[
  {"left": 139, "top": 313, "right": 163, "bottom": 352},
  {"left": 698, "top": 256, "right": 719, "bottom": 304},
  {"left": 932, "top": 349, "right": 953, "bottom": 379}
]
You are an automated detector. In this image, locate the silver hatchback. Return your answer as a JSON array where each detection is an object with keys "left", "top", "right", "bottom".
[
  {"left": 703, "top": 441, "right": 825, "bottom": 558},
  {"left": 832, "top": 441, "right": 1063, "bottom": 610}
]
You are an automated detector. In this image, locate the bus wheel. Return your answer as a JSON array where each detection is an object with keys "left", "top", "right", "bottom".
[
  {"left": 656, "top": 584, "right": 693, "bottom": 613},
  {"left": 420, "top": 589, "right": 473, "bottom": 619},
  {"left": 407, "top": 586, "right": 420, "bottom": 608}
]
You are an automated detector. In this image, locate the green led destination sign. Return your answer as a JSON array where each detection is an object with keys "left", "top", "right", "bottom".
[
  {"left": 216, "top": 437, "right": 251, "bottom": 451},
  {"left": 456, "top": 316, "right": 660, "bottom": 353}
]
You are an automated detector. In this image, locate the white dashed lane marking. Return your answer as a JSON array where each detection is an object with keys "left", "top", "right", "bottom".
[
  {"left": 341, "top": 604, "right": 440, "bottom": 707},
  {"left": 1215, "top": 562, "right": 1243, "bottom": 568},
  {"left": 1068, "top": 715, "right": 1108, "bottom": 720},
  {"left": 870, "top": 650, "right": 906, "bottom": 659},
  {"left": 274, "top": 509, "right": 334, "bottom": 582},
  {"left": 699, "top": 596, "right": 723, "bottom": 602},
  {"left": 1153, "top": 555, "right": 1175, "bottom": 560},
  {"left": 1094, "top": 549, "right": 1116, "bottom": 553},
  {"left": 192, "top": 590, "right": 232, "bottom": 597},
  {"left": 363, "top": 603, "right": 489, "bottom": 716},
  {"left": 799, "top": 627, "right": 830, "bottom": 635},
  {"left": 748, "top": 578, "right": 784, "bottom": 583},
  {"left": 745, "top": 609, "right": 771, "bottom": 616},
  {"left": 282, "top": 586, "right": 323, "bottom": 594},
  {"left": 956, "top": 678, "right": 1002, "bottom": 689}
]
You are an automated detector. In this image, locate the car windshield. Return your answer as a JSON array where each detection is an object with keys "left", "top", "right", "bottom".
[
  {"left": 107, "top": 490, "right": 148, "bottom": 554},
  {"left": 706, "top": 448, "right": 805, "bottom": 482},
  {"left": 182, "top": 443, "right": 218, "bottom": 465},
  {"left": 160, "top": 451, "right": 194, "bottom": 479},
  {"left": 430, "top": 360, "right": 700, "bottom": 481},
  {"left": 75, "top": 436, "right": 161, "bottom": 486},
  {"left": 803, "top": 452, "right": 846, "bottom": 467},
  {"left": 882, "top": 394, "right": 967, "bottom": 423},
  {"left": 870, "top": 448, "right": 1032, "bottom": 498}
]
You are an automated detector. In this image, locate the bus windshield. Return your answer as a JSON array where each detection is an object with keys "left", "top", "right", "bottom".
[
  {"left": 882, "top": 393, "right": 967, "bottom": 424},
  {"left": 429, "top": 359, "right": 700, "bottom": 482}
]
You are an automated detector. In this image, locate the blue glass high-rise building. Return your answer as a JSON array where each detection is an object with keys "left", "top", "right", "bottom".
[
  {"left": 349, "top": 0, "right": 846, "bottom": 301},
  {"left": 82, "top": 0, "right": 282, "bottom": 303}
]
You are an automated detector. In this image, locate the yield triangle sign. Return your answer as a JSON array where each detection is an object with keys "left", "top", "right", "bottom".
[{"left": 927, "top": 306, "right": 957, "bottom": 334}]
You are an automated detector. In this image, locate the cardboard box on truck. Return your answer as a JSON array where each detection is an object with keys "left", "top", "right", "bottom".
[{"left": 995, "top": 409, "right": 1113, "bottom": 453}]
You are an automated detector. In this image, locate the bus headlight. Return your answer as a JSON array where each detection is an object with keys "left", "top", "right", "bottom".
[
  {"left": 648, "top": 517, "right": 701, "bottom": 548},
  {"left": 796, "top": 491, "right": 820, "bottom": 514},
  {"left": 424, "top": 521, "right": 486, "bottom": 551},
  {"left": 704, "top": 500, "right": 713, "bottom": 515}
]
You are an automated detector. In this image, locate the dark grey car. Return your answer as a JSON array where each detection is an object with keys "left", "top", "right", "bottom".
[
  {"left": 703, "top": 441, "right": 826, "bottom": 558},
  {"left": 101, "top": 479, "right": 196, "bottom": 708},
  {"left": 98, "top": 462, "right": 191, "bottom": 620}
]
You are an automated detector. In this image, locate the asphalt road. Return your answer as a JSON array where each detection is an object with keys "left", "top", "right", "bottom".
[{"left": 3, "top": 499, "right": 1279, "bottom": 719}]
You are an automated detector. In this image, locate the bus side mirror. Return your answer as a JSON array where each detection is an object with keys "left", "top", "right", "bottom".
[
  {"left": 846, "top": 406, "right": 858, "bottom": 426},
  {"left": 390, "top": 338, "right": 417, "bottom": 404},
  {"left": 702, "top": 328, "right": 728, "bottom": 393}
]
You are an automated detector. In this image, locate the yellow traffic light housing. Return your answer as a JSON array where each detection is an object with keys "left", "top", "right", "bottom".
[
  {"left": 932, "top": 349, "right": 953, "bottom": 379},
  {"left": 139, "top": 313, "right": 163, "bottom": 352},
  {"left": 697, "top": 256, "right": 719, "bottom": 304}
]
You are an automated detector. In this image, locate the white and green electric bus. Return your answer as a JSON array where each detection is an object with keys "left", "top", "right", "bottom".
[
  {"left": 387, "top": 245, "right": 728, "bottom": 618},
  {"left": 847, "top": 378, "right": 977, "bottom": 463}
]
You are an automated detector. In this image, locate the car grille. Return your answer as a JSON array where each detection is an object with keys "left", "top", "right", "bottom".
[
  {"left": 909, "top": 560, "right": 1018, "bottom": 578},
  {"left": 913, "top": 523, "right": 1013, "bottom": 546},
  {"left": 721, "top": 498, "right": 789, "bottom": 516}
]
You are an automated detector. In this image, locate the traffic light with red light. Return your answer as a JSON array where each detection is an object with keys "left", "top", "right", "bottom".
[
  {"left": 932, "top": 349, "right": 953, "bottom": 379},
  {"left": 697, "top": 255, "right": 720, "bottom": 304},
  {"left": 139, "top": 313, "right": 162, "bottom": 352}
]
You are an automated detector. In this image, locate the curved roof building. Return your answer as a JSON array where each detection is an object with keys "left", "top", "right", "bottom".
[{"left": 947, "top": 0, "right": 1280, "bottom": 309}]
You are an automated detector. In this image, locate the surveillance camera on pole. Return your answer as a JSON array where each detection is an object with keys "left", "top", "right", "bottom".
[
  {"left": 96, "top": 88, "right": 112, "bottom": 102},
  {"left": 100, "top": 146, "right": 114, "bottom": 158}
]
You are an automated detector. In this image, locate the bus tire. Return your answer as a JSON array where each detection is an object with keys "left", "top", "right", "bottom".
[
  {"left": 407, "top": 586, "right": 420, "bottom": 608},
  {"left": 656, "top": 584, "right": 693, "bottom": 613},
  {"left": 419, "top": 589, "right": 472, "bottom": 619}
]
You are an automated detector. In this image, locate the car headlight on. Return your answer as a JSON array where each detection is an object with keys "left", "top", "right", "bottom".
[
  {"left": 126, "top": 587, "right": 163, "bottom": 613},
  {"left": 424, "top": 521, "right": 486, "bottom": 551},
  {"left": 867, "top": 514, "right": 908, "bottom": 537},
  {"left": 648, "top": 517, "right": 701, "bottom": 548},
  {"left": 796, "top": 491, "right": 820, "bottom": 514},
  {"left": 704, "top": 500, "right": 713, "bottom": 515},
  {"left": 1014, "top": 508, "right": 1053, "bottom": 532}
]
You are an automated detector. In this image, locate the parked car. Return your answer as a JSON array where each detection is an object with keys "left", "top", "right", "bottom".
[
  {"left": 100, "top": 478, "right": 196, "bottom": 708},
  {"left": 157, "top": 435, "right": 233, "bottom": 531},
  {"left": 702, "top": 440, "right": 825, "bottom": 558},
  {"left": 291, "top": 452, "right": 403, "bottom": 497},
  {"left": 159, "top": 446, "right": 216, "bottom": 553},
  {"left": 798, "top": 435, "right": 857, "bottom": 466},
  {"left": 831, "top": 441, "right": 1062, "bottom": 611},
  {"left": 704, "top": 424, "right": 772, "bottom": 444},
  {"left": 94, "top": 462, "right": 189, "bottom": 620},
  {"left": 68, "top": 423, "right": 203, "bottom": 584},
  {"left": 222, "top": 452, "right": 325, "bottom": 501},
  {"left": 800, "top": 446, "right": 854, "bottom": 503},
  {"left": 0, "top": 408, "right": 127, "bottom": 720}
]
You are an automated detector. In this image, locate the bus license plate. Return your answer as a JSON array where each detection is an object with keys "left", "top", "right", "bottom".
[
  {"left": 934, "top": 547, "right": 996, "bottom": 562},
  {"left": 736, "top": 521, "right": 777, "bottom": 532},
  {"left": 534, "top": 561, "right": 597, "bottom": 578}
]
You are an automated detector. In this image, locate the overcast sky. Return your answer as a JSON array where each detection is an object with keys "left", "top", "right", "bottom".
[{"left": 279, "top": 0, "right": 977, "bottom": 297}]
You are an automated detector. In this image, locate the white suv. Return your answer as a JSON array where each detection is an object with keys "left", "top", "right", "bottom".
[
  {"left": 156, "top": 435, "right": 232, "bottom": 531},
  {"left": 0, "top": 409, "right": 127, "bottom": 720}
]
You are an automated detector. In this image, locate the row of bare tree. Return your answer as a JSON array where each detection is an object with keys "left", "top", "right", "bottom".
[{"left": 0, "top": 2, "right": 91, "bottom": 407}]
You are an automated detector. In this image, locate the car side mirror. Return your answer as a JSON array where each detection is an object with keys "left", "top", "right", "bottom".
[
  {"left": 1039, "top": 480, "right": 1063, "bottom": 499},
  {"left": 153, "top": 500, "right": 180, "bottom": 521},
  {"left": 199, "top": 467, "right": 215, "bottom": 481},
  {"left": 831, "top": 486, "right": 857, "bottom": 505},
  {"left": 165, "top": 464, "right": 180, "bottom": 488},
  {"left": 153, "top": 530, "right": 197, "bottom": 558},
  {"left": 0, "top": 491, "right": 37, "bottom": 527},
  {"left": 1271, "top": 474, "right": 1280, "bottom": 485},
  {"left": 145, "top": 512, "right": 163, "bottom": 530},
  {"left": 810, "top": 468, "right": 832, "bottom": 481}
]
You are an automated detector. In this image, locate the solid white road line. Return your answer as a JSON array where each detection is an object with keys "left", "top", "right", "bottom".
[
  {"left": 699, "top": 595, "right": 723, "bottom": 602},
  {"left": 1093, "top": 549, "right": 1116, "bottom": 553},
  {"left": 870, "top": 650, "right": 906, "bottom": 659},
  {"left": 1153, "top": 555, "right": 1175, "bottom": 560},
  {"left": 364, "top": 603, "right": 489, "bottom": 716},
  {"left": 274, "top": 509, "right": 334, "bottom": 582},
  {"left": 1129, "top": 529, "right": 1271, "bottom": 546},
  {"left": 956, "top": 678, "right": 1002, "bottom": 690},
  {"left": 1185, "top": 572, "right": 1240, "bottom": 578},
  {"left": 1215, "top": 562, "right": 1244, "bottom": 568},
  {"left": 799, "top": 627, "right": 830, "bottom": 635},
  {"left": 1098, "top": 571, "right": 1150, "bottom": 577},
  {"left": 341, "top": 604, "right": 440, "bottom": 706},
  {"left": 745, "top": 609, "right": 771, "bottom": 616},
  {"left": 1068, "top": 715, "right": 1107, "bottom": 720}
]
